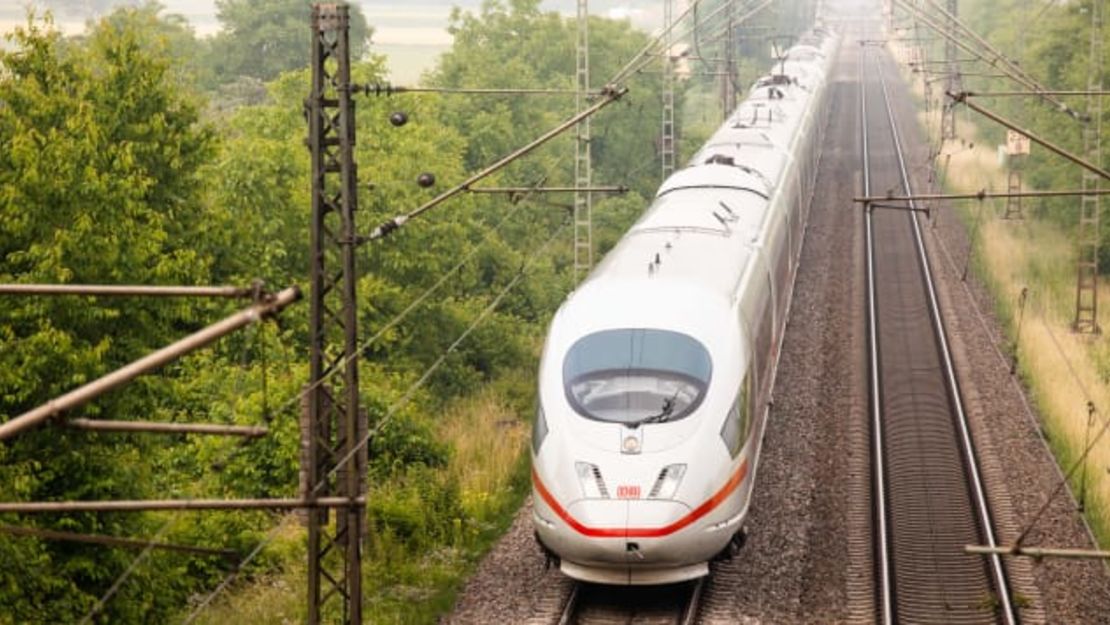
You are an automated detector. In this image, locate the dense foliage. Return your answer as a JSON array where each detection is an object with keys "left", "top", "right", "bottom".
[
  {"left": 938, "top": 0, "right": 1110, "bottom": 267},
  {"left": 1, "top": 0, "right": 827, "bottom": 619},
  {"left": 0, "top": 1, "right": 675, "bottom": 622}
]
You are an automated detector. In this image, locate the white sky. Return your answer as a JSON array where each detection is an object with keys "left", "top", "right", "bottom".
[
  {"left": 0, "top": 1, "right": 669, "bottom": 81},
  {"left": 1, "top": 1, "right": 665, "bottom": 44}
]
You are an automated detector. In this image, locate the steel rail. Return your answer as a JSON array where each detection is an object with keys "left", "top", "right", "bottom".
[
  {"left": 680, "top": 577, "right": 706, "bottom": 625},
  {"left": 556, "top": 579, "right": 704, "bottom": 625},
  {"left": 556, "top": 583, "right": 580, "bottom": 625},
  {"left": 877, "top": 54, "right": 1017, "bottom": 625},
  {"left": 860, "top": 44, "right": 893, "bottom": 625}
]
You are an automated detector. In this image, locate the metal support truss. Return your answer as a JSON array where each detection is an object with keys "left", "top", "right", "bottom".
[
  {"left": 306, "top": 4, "right": 366, "bottom": 624},
  {"left": 661, "top": 0, "right": 677, "bottom": 181},
  {"left": 574, "top": 0, "right": 593, "bottom": 281},
  {"left": 1003, "top": 4, "right": 1028, "bottom": 221},
  {"left": 1076, "top": 0, "right": 1103, "bottom": 333},
  {"left": 941, "top": 0, "right": 962, "bottom": 141},
  {"left": 722, "top": 5, "right": 736, "bottom": 119},
  {"left": 1004, "top": 161, "right": 1024, "bottom": 219}
]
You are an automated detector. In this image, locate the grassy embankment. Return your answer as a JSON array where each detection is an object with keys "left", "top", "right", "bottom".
[
  {"left": 889, "top": 42, "right": 1110, "bottom": 547},
  {"left": 187, "top": 373, "right": 533, "bottom": 625}
]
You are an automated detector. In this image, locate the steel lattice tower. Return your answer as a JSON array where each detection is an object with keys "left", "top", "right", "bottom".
[
  {"left": 723, "top": 3, "right": 737, "bottom": 119},
  {"left": 661, "top": 0, "right": 676, "bottom": 181},
  {"left": 1075, "top": 0, "right": 1103, "bottom": 333},
  {"left": 305, "top": 4, "right": 367, "bottom": 623},
  {"left": 1003, "top": 160, "right": 1025, "bottom": 219},
  {"left": 1003, "top": 4, "right": 1029, "bottom": 220},
  {"left": 574, "top": 0, "right": 593, "bottom": 280},
  {"left": 941, "top": 0, "right": 961, "bottom": 141}
]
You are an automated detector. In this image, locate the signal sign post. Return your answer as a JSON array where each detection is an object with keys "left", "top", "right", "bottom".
[{"left": 1003, "top": 130, "right": 1029, "bottom": 220}]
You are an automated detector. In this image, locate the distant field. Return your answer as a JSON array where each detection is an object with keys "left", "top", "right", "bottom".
[{"left": 376, "top": 43, "right": 451, "bottom": 84}]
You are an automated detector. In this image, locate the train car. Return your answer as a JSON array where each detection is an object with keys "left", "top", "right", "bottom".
[{"left": 530, "top": 26, "right": 840, "bottom": 586}]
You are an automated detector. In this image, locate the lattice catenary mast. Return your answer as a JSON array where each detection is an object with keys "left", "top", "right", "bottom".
[
  {"left": 661, "top": 0, "right": 677, "bottom": 180},
  {"left": 941, "top": 0, "right": 962, "bottom": 141},
  {"left": 722, "top": 3, "right": 737, "bottom": 118},
  {"left": 1003, "top": 4, "right": 1029, "bottom": 220},
  {"left": 305, "top": 4, "right": 367, "bottom": 623},
  {"left": 1075, "top": 0, "right": 1103, "bottom": 333},
  {"left": 574, "top": 0, "right": 593, "bottom": 280}
]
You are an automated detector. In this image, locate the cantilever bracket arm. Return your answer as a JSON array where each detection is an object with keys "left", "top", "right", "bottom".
[
  {"left": 0, "top": 286, "right": 301, "bottom": 442},
  {"left": 949, "top": 92, "right": 1110, "bottom": 183},
  {"left": 358, "top": 86, "right": 629, "bottom": 244},
  {"left": 853, "top": 188, "right": 1110, "bottom": 204}
]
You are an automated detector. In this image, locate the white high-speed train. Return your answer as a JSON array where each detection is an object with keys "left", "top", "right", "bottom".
[{"left": 530, "top": 25, "right": 839, "bottom": 585}]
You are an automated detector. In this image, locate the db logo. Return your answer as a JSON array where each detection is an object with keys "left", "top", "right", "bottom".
[{"left": 616, "top": 485, "right": 641, "bottom": 499}]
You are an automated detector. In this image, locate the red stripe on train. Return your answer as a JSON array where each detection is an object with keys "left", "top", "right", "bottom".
[{"left": 531, "top": 459, "right": 749, "bottom": 538}]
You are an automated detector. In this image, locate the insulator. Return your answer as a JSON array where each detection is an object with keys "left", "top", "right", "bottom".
[
  {"left": 390, "top": 111, "right": 408, "bottom": 127},
  {"left": 417, "top": 172, "right": 436, "bottom": 188}
]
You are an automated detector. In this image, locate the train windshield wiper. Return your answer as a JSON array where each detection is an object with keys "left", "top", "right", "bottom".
[{"left": 628, "top": 395, "right": 676, "bottom": 428}]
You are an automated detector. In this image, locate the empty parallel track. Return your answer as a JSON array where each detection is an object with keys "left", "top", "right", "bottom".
[
  {"left": 859, "top": 44, "right": 1016, "bottom": 625},
  {"left": 556, "top": 579, "right": 704, "bottom": 625}
]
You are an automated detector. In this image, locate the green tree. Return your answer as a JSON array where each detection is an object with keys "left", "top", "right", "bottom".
[
  {"left": 0, "top": 14, "right": 221, "bottom": 623},
  {"left": 98, "top": 1, "right": 215, "bottom": 89},
  {"left": 431, "top": 0, "right": 672, "bottom": 200},
  {"left": 37, "top": 0, "right": 117, "bottom": 18},
  {"left": 208, "top": 0, "right": 372, "bottom": 84}
]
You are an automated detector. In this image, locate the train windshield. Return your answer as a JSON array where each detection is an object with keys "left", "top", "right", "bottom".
[{"left": 563, "top": 329, "right": 712, "bottom": 425}]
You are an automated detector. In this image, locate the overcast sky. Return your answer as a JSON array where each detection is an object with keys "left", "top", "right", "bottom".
[
  {"left": 0, "top": 1, "right": 668, "bottom": 81},
  {"left": 2, "top": 1, "right": 666, "bottom": 44}
]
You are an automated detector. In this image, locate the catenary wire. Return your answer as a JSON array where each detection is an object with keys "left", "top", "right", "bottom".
[
  {"left": 183, "top": 219, "right": 571, "bottom": 623},
  {"left": 75, "top": 178, "right": 552, "bottom": 623}
]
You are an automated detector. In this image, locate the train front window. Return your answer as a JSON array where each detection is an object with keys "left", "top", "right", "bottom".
[{"left": 563, "top": 329, "right": 712, "bottom": 426}]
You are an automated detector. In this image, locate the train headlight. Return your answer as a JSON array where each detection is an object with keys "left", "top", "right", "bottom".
[
  {"left": 648, "top": 463, "right": 687, "bottom": 500},
  {"left": 575, "top": 461, "right": 610, "bottom": 499},
  {"left": 532, "top": 405, "right": 548, "bottom": 454},
  {"left": 622, "top": 435, "right": 641, "bottom": 454}
]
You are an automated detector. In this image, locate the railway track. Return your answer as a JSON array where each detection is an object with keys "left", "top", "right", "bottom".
[
  {"left": 859, "top": 44, "right": 1017, "bottom": 625},
  {"left": 556, "top": 579, "right": 704, "bottom": 625}
]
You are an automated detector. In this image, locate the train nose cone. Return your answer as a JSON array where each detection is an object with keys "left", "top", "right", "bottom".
[
  {"left": 566, "top": 499, "right": 626, "bottom": 536},
  {"left": 625, "top": 499, "right": 691, "bottom": 534},
  {"left": 552, "top": 499, "right": 693, "bottom": 566}
]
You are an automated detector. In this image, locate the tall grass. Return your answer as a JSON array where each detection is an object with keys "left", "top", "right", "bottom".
[
  {"left": 900, "top": 59, "right": 1110, "bottom": 547},
  {"left": 439, "top": 387, "right": 529, "bottom": 523},
  {"left": 186, "top": 373, "right": 533, "bottom": 625}
]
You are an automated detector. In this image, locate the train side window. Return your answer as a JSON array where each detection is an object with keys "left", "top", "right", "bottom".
[
  {"left": 719, "top": 372, "right": 751, "bottom": 458},
  {"left": 739, "top": 370, "right": 752, "bottom": 440}
]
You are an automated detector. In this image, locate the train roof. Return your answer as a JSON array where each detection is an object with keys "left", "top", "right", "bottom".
[{"left": 552, "top": 28, "right": 836, "bottom": 337}]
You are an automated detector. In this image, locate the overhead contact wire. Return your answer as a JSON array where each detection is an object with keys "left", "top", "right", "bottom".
[
  {"left": 82, "top": 179, "right": 554, "bottom": 622},
  {"left": 184, "top": 219, "right": 572, "bottom": 622}
]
